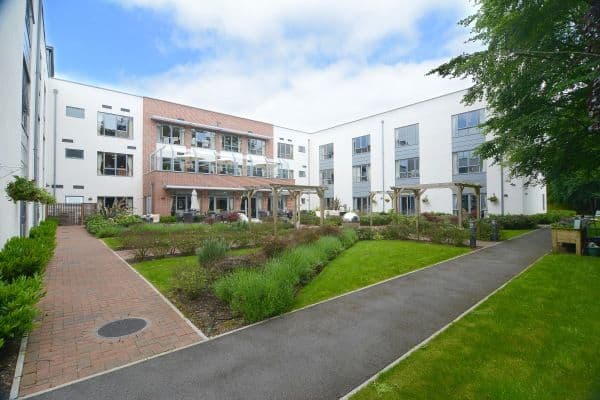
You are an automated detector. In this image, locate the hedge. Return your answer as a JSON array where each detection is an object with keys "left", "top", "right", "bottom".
[{"left": 214, "top": 229, "right": 358, "bottom": 322}]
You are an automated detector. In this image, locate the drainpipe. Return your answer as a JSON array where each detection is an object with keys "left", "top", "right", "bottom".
[
  {"left": 32, "top": 0, "right": 43, "bottom": 225},
  {"left": 500, "top": 164, "right": 505, "bottom": 215},
  {"left": 307, "top": 137, "right": 311, "bottom": 209},
  {"left": 52, "top": 88, "right": 58, "bottom": 197},
  {"left": 381, "top": 120, "right": 385, "bottom": 212}
]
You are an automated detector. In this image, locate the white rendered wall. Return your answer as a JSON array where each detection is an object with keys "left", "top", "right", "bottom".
[
  {"left": 273, "top": 126, "right": 311, "bottom": 209},
  {"left": 47, "top": 79, "right": 144, "bottom": 213},
  {"left": 0, "top": 0, "right": 50, "bottom": 245}
]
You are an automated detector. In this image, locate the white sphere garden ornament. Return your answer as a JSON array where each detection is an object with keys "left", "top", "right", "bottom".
[{"left": 342, "top": 212, "right": 360, "bottom": 223}]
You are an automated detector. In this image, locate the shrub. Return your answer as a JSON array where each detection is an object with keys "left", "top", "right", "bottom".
[
  {"left": 489, "top": 214, "right": 536, "bottom": 229},
  {"left": 324, "top": 216, "right": 342, "bottom": 226},
  {"left": 95, "top": 225, "right": 126, "bottom": 238},
  {"left": 262, "top": 236, "right": 292, "bottom": 258},
  {"left": 382, "top": 223, "right": 412, "bottom": 240},
  {"left": 224, "top": 212, "right": 240, "bottom": 223},
  {"left": 113, "top": 214, "right": 143, "bottom": 227},
  {"left": 172, "top": 264, "right": 207, "bottom": 299},
  {"left": 0, "top": 237, "right": 53, "bottom": 281},
  {"left": 356, "top": 227, "right": 375, "bottom": 240},
  {"left": 175, "top": 233, "right": 203, "bottom": 255},
  {"left": 121, "top": 230, "right": 153, "bottom": 261},
  {"left": 339, "top": 229, "right": 358, "bottom": 248},
  {"left": 0, "top": 275, "right": 44, "bottom": 348},
  {"left": 360, "top": 213, "right": 393, "bottom": 226},
  {"left": 532, "top": 210, "right": 577, "bottom": 224},
  {"left": 150, "top": 235, "right": 171, "bottom": 259},
  {"left": 214, "top": 234, "right": 353, "bottom": 322},
  {"left": 429, "top": 223, "right": 467, "bottom": 246},
  {"left": 197, "top": 237, "right": 230, "bottom": 266},
  {"left": 316, "top": 224, "right": 341, "bottom": 237},
  {"left": 300, "top": 213, "right": 320, "bottom": 225},
  {"left": 159, "top": 215, "right": 177, "bottom": 224}
]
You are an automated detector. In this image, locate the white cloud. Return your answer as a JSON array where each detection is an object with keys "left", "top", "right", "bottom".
[{"left": 109, "top": 0, "right": 477, "bottom": 131}]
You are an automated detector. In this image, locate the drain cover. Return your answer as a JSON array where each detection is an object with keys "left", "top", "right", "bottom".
[{"left": 97, "top": 318, "right": 147, "bottom": 338}]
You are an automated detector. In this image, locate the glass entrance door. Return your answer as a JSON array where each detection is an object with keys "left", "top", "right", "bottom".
[{"left": 400, "top": 195, "right": 415, "bottom": 215}]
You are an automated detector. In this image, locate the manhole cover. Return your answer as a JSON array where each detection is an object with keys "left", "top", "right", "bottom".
[{"left": 97, "top": 318, "right": 148, "bottom": 338}]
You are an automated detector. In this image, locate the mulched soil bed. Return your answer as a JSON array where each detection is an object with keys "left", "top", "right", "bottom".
[{"left": 0, "top": 340, "right": 20, "bottom": 400}]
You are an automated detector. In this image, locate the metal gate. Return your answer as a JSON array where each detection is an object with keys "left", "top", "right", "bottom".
[{"left": 46, "top": 203, "right": 97, "bottom": 225}]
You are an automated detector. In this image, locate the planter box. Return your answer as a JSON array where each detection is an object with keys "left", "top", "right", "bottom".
[{"left": 551, "top": 228, "right": 583, "bottom": 255}]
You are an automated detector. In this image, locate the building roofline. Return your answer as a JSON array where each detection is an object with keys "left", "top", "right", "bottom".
[
  {"left": 51, "top": 77, "right": 141, "bottom": 98},
  {"left": 310, "top": 87, "right": 471, "bottom": 133}
]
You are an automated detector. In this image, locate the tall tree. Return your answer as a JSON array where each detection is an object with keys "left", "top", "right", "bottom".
[{"left": 430, "top": 0, "right": 600, "bottom": 211}]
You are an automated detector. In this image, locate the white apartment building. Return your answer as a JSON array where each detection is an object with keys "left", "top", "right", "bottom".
[
  {"left": 46, "top": 79, "right": 144, "bottom": 213},
  {"left": 0, "top": 0, "right": 53, "bottom": 245},
  {"left": 0, "top": 1, "right": 545, "bottom": 246},
  {"left": 307, "top": 90, "right": 546, "bottom": 215}
]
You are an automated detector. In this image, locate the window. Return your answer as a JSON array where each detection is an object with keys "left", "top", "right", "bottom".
[
  {"left": 184, "top": 159, "right": 215, "bottom": 174},
  {"left": 157, "top": 124, "right": 183, "bottom": 145},
  {"left": 218, "top": 161, "right": 240, "bottom": 175},
  {"left": 248, "top": 138, "right": 266, "bottom": 155},
  {"left": 192, "top": 130, "right": 215, "bottom": 149},
  {"left": 278, "top": 169, "right": 294, "bottom": 179},
  {"left": 277, "top": 142, "right": 294, "bottom": 159},
  {"left": 352, "top": 135, "right": 370, "bottom": 154},
  {"left": 66, "top": 106, "right": 85, "bottom": 119},
  {"left": 395, "top": 124, "right": 419, "bottom": 146},
  {"left": 222, "top": 135, "right": 240, "bottom": 152},
  {"left": 23, "top": 0, "right": 33, "bottom": 64},
  {"left": 65, "top": 196, "right": 84, "bottom": 204},
  {"left": 353, "top": 197, "right": 370, "bottom": 212},
  {"left": 452, "top": 109, "right": 485, "bottom": 137},
  {"left": 395, "top": 157, "right": 419, "bottom": 179},
  {"left": 298, "top": 170, "right": 306, "bottom": 178},
  {"left": 319, "top": 143, "right": 334, "bottom": 160},
  {"left": 97, "top": 112, "right": 133, "bottom": 139},
  {"left": 453, "top": 150, "right": 483, "bottom": 174},
  {"left": 298, "top": 145, "right": 306, "bottom": 153},
  {"left": 320, "top": 169, "right": 334, "bottom": 185},
  {"left": 352, "top": 164, "right": 370, "bottom": 183},
  {"left": 97, "top": 196, "right": 133, "bottom": 210},
  {"left": 97, "top": 152, "right": 133, "bottom": 176},
  {"left": 247, "top": 164, "right": 266, "bottom": 177},
  {"left": 21, "top": 62, "right": 31, "bottom": 131},
  {"left": 65, "top": 149, "right": 84, "bottom": 159}
]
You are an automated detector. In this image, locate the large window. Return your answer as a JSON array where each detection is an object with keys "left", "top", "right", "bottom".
[
  {"left": 319, "top": 143, "right": 334, "bottom": 160},
  {"left": 222, "top": 135, "right": 240, "bottom": 152},
  {"left": 453, "top": 150, "right": 483, "bottom": 174},
  {"left": 353, "top": 197, "right": 370, "bottom": 213},
  {"left": 395, "top": 157, "right": 419, "bottom": 179},
  {"left": 192, "top": 130, "right": 215, "bottom": 149},
  {"left": 452, "top": 109, "right": 485, "bottom": 137},
  {"left": 248, "top": 138, "right": 266, "bottom": 155},
  {"left": 185, "top": 159, "right": 215, "bottom": 174},
  {"left": 247, "top": 164, "right": 266, "bottom": 177},
  {"left": 352, "top": 164, "right": 370, "bottom": 183},
  {"left": 278, "top": 168, "right": 294, "bottom": 179},
  {"left": 97, "top": 152, "right": 133, "bottom": 176},
  {"left": 158, "top": 124, "right": 183, "bottom": 145},
  {"left": 97, "top": 112, "right": 133, "bottom": 139},
  {"left": 352, "top": 135, "right": 370, "bottom": 154},
  {"left": 320, "top": 169, "right": 334, "bottom": 185},
  {"left": 277, "top": 142, "right": 294, "bottom": 159},
  {"left": 218, "top": 161, "right": 241, "bottom": 175},
  {"left": 395, "top": 124, "right": 419, "bottom": 146}
]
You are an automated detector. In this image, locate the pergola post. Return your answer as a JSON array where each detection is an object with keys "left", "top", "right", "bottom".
[
  {"left": 272, "top": 186, "right": 279, "bottom": 235},
  {"left": 316, "top": 188, "right": 325, "bottom": 225},
  {"left": 455, "top": 184, "right": 464, "bottom": 227},
  {"left": 475, "top": 186, "right": 481, "bottom": 220},
  {"left": 290, "top": 190, "right": 301, "bottom": 229},
  {"left": 414, "top": 189, "right": 422, "bottom": 241}
]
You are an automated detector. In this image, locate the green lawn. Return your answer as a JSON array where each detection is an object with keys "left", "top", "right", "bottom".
[
  {"left": 501, "top": 229, "right": 534, "bottom": 240},
  {"left": 293, "top": 241, "right": 470, "bottom": 309},
  {"left": 352, "top": 254, "right": 600, "bottom": 400},
  {"left": 102, "top": 236, "right": 124, "bottom": 250},
  {"left": 133, "top": 247, "right": 259, "bottom": 294}
]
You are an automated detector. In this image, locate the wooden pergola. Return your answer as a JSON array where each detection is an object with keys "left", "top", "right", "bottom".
[
  {"left": 243, "top": 184, "right": 327, "bottom": 233},
  {"left": 390, "top": 182, "right": 482, "bottom": 239}
]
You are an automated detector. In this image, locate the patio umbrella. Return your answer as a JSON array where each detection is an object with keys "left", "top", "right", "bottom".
[{"left": 190, "top": 189, "right": 200, "bottom": 211}]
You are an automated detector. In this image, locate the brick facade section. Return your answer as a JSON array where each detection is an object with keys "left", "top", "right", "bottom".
[{"left": 142, "top": 97, "right": 294, "bottom": 215}]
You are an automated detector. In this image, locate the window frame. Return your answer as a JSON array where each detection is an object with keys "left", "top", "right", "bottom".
[
  {"left": 352, "top": 135, "right": 371, "bottom": 154},
  {"left": 97, "top": 112, "right": 133, "bottom": 139},
  {"left": 453, "top": 150, "right": 484, "bottom": 175},
  {"left": 65, "top": 106, "right": 85, "bottom": 119},
  {"left": 222, "top": 134, "right": 241, "bottom": 152},
  {"left": 277, "top": 142, "right": 294, "bottom": 159},
  {"left": 192, "top": 130, "right": 215, "bottom": 149},
  {"left": 452, "top": 109, "right": 485, "bottom": 137},
  {"left": 395, "top": 124, "right": 419, "bottom": 147},
  {"left": 97, "top": 151, "right": 133, "bottom": 177},
  {"left": 65, "top": 148, "right": 84, "bottom": 159},
  {"left": 320, "top": 168, "right": 334, "bottom": 185},
  {"left": 248, "top": 138, "right": 266, "bottom": 155},
  {"left": 157, "top": 124, "right": 183, "bottom": 145},
  {"left": 319, "top": 143, "right": 334, "bottom": 160},
  {"left": 352, "top": 164, "right": 370, "bottom": 183},
  {"left": 395, "top": 157, "right": 420, "bottom": 179}
]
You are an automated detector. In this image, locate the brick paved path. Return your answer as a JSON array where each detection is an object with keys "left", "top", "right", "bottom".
[{"left": 19, "top": 226, "right": 203, "bottom": 396}]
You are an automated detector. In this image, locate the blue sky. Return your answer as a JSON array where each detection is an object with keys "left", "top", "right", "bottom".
[{"left": 45, "top": 0, "right": 476, "bottom": 131}]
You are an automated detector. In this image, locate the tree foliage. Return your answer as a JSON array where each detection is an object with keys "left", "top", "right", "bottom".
[{"left": 430, "top": 0, "right": 600, "bottom": 211}]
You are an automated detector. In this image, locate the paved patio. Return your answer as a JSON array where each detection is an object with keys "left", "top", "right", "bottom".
[{"left": 18, "top": 226, "right": 203, "bottom": 397}]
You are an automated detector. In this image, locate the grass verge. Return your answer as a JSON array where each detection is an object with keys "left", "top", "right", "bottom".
[
  {"left": 351, "top": 254, "right": 600, "bottom": 400},
  {"left": 293, "top": 240, "right": 470, "bottom": 309}
]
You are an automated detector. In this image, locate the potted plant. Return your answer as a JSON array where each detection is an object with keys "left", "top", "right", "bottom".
[
  {"left": 488, "top": 194, "right": 499, "bottom": 203},
  {"left": 5, "top": 176, "right": 56, "bottom": 204}
]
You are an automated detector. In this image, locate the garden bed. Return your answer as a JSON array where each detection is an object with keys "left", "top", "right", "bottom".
[{"left": 0, "top": 340, "right": 19, "bottom": 400}]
